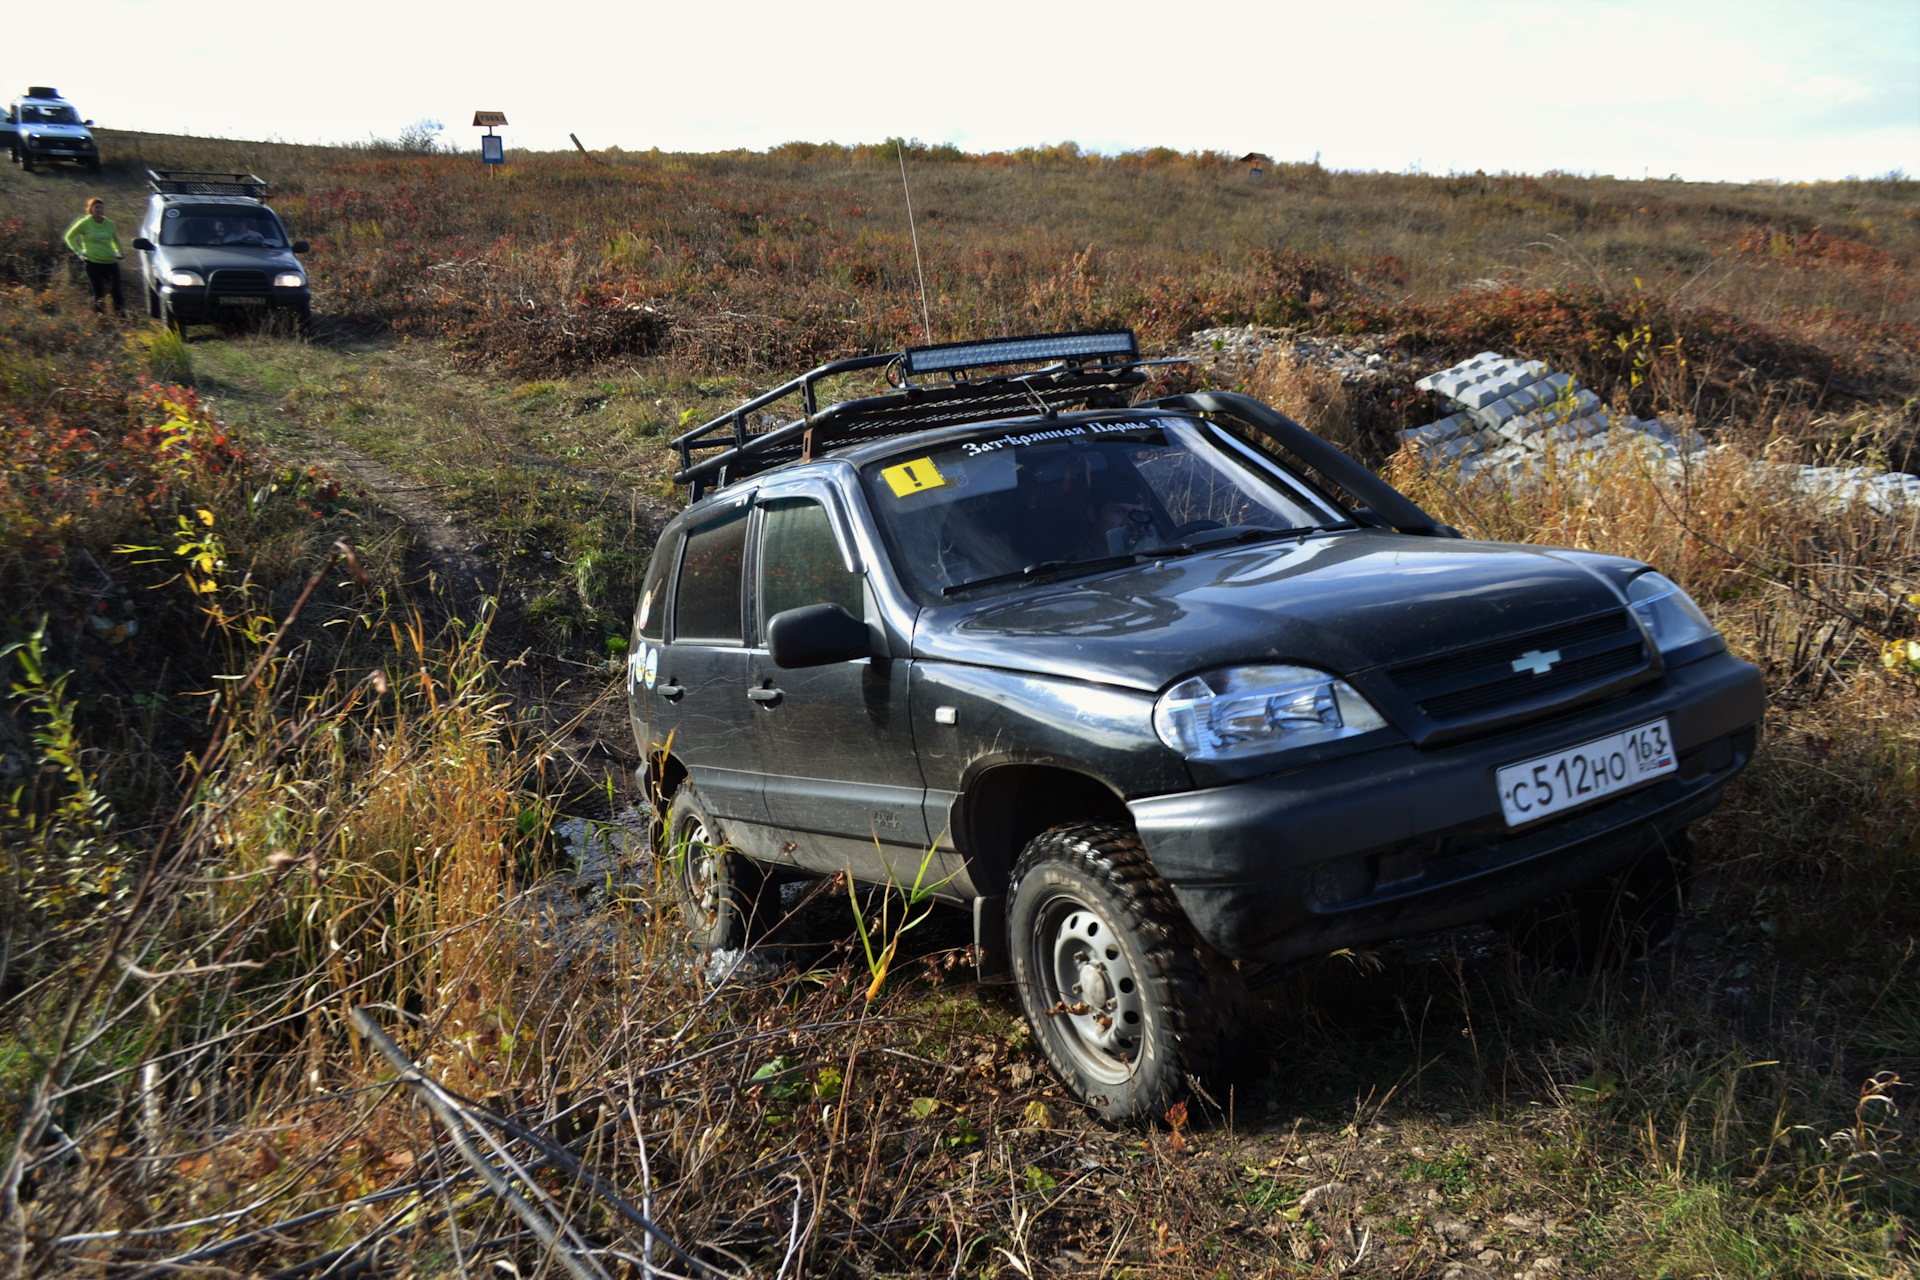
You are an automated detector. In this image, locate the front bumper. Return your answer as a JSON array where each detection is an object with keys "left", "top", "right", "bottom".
[
  {"left": 1129, "top": 650, "right": 1764, "bottom": 964},
  {"left": 161, "top": 286, "right": 310, "bottom": 320},
  {"left": 19, "top": 139, "right": 95, "bottom": 160}
]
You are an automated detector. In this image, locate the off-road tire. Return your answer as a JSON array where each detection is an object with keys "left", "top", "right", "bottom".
[
  {"left": 159, "top": 296, "right": 184, "bottom": 333},
  {"left": 663, "top": 785, "right": 770, "bottom": 952},
  {"left": 1007, "top": 822, "right": 1238, "bottom": 1122},
  {"left": 85, "top": 157, "right": 101, "bottom": 174},
  {"left": 20, "top": 151, "right": 34, "bottom": 173},
  {"left": 146, "top": 284, "right": 160, "bottom": 320},
  {"left": 1502, "top": 829, "right": 1693, "bottom": 971}
]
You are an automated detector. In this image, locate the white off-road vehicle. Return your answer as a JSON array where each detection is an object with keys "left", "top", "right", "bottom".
[{"left": 4, "top": 87, "right": 99, "bottom": 172}]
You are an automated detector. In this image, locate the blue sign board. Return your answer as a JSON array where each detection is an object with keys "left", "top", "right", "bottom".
[{"left": 480, "top": 135, "right": 504, "bottom": 165}]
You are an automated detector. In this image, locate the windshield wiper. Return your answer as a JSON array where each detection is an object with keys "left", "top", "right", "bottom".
[
  {"left": 1151, "top": 525, "right": 1323, "bottom": 557},
  {"left": 941, "top": 553, "right": 1142, "bottom": 598}
]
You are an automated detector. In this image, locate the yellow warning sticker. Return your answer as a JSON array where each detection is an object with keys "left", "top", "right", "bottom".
[{"left": 881, "top": 457, "right": 948, "bottom": 498}]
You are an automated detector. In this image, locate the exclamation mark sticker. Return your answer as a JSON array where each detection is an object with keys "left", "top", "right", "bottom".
[{"left": 881, "top": 456, "right": 948, "bottom": 498}]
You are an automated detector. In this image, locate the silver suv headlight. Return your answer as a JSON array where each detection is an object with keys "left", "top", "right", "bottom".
[
  {"left": 167, "top": 270, "right": 204, "bottom": 287},
  {"left": 1627, "top": 572, "right": 1719, "bottom": 653},
  {"left": 273, "top": 272, "right": 305, "bottom": 288},
  {"left": 1154, "top": 664, "right": 1389, "bottom": 760}
]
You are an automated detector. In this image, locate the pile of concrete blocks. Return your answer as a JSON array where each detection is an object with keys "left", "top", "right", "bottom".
[
  {"left": 1790, "top": 466, "right": 1920, "bottom": 516},
  {"left": 1399, "top": 351, "right": 1918, "bottom": 515},
  {"left": 1401, "top": 353, "right": 1697, "bottom": 486}
]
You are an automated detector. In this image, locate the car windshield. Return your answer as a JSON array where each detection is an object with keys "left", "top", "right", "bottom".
[
  {"left": 21, "top": 104, "right": 80, "bottom": 124},
  {"left": 159, "top": 207, "right": 285, "bottom": 248},
  {"left": 863, "top": 416, "right": 1349, "bottom": 602}
]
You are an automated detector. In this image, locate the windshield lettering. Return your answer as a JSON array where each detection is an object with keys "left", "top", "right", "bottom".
[{"left": 960, "top": 418, "right": 1168, "bottom": 458}]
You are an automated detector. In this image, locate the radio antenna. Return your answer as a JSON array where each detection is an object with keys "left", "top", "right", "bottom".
[{"left": 897, "top": 139, "right": 934, "bottom": 345}]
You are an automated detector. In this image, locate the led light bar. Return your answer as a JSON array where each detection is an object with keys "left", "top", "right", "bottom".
[{"left": 902, "top": 330, "right": 1138, "bottom": 376}]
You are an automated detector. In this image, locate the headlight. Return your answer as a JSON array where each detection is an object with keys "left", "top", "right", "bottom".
[
  {"left": 167, "top": 270, "right": 204, "bottom": 287},
  {"left": 273, "top": 272, "right": 305, "bottom": 288},
  {"left": 1628, "top": 572, "right": 1719, "bottom": 653},
  {"left": 1154, "top": 664, "right": 1389, "bottom": 760}
]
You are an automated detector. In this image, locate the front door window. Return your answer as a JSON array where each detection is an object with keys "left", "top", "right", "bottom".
[{"left": 759, "top": 498, "right": 862, "bottom": 636}]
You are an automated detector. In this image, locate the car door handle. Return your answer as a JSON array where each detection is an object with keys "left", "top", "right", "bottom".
[
  {"left": 747, "top": 687, "right": 783, "bottom": 705},
  {"left": 656, "top": 683, "right": 684, "bottom": 701}
]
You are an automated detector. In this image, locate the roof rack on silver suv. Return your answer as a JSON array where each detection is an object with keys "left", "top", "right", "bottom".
[
  {"left": 671, "top": 330, "right": 1148, "bottom": 499},
  {"left": 147, "top": 169, "right": 269, "bottom": 198}
]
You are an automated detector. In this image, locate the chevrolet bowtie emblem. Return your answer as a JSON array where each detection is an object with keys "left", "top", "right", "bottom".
[{"left": 1511, "top": 648, "right": 1561, "bottom": 676}]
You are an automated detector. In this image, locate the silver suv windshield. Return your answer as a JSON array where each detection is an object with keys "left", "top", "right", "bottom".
[
  {"left": 159, "top": 207, "right": 285, "bottom": 248},
  {"left": 21, "top": 104, "right": 80, "bottom": 124},
  {"left": 863, "top": 417, "right": 1348, "bottom": 602}
]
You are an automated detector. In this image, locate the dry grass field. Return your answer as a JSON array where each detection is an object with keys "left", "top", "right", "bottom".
[{"left": 0, "top": 129, "right": 1915, "bottom": 1278}]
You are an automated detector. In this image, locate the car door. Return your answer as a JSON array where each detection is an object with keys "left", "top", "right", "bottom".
[
  {"left": 650, "top": 497, "right": 770, "bottom": 844},
  {"left": 744, "top": 484, "right": 933, "bottom": 886}
]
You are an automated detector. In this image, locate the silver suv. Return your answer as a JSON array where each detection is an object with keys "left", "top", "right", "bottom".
[{"left": 4, "top": 87, "right": 99, "bottom": 172}]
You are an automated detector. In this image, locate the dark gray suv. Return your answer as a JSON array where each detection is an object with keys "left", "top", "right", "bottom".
[
  {"left": 633, "top": 331, "right": 1764, "bottom": 1119},
  {"left": 130, "top": 171, "right": 311, "bottom": 333}
]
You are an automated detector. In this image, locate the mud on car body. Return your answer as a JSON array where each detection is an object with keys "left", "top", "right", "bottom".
[{"left": 628, "top": 331, "right": 1764, "bottom": 1120}]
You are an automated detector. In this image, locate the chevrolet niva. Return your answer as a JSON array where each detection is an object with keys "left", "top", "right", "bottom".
[
  {"left": 626, "top": 331, "right": 1763, "bottom": 1119},
  {"left": 130, "top": 171, "right": 312, "bottom": 333}
]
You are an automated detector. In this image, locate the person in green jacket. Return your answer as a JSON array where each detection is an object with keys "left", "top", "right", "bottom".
[{"left": 64, "top": 197, "right": 125, "bottom": 315}]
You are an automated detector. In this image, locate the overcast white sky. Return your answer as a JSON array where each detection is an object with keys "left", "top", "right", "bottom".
[{"left": 7, "top": 0, "right": 1916, "bottom": 182}]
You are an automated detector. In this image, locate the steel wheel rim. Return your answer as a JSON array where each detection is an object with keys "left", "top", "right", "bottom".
[
  {"left": 679, "top": 817, "right": 722, "bottom": 927},
  {"left": 1032, "top": 890, "right": 1143, "bottom": 1085}
]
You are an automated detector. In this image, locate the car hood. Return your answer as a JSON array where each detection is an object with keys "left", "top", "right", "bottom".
[
  {"left": 23, "top": 123, "right": 90, "bottom": 138},
  {"left": 157, "top": 244, "right": 300, "bottom": 273},
  {"left": 910, "top": 530, "right": 1637, "bottom": 692}
]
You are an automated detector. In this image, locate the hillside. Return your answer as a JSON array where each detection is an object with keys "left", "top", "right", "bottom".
[{"left": 0, "top": 131, "right": 1915, "bottom": 1278}]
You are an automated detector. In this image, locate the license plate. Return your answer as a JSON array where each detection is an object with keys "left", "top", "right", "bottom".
[
  {"left": 1496, "top": 718, "right": 1676, "bottom": 826},
  {"left": 217, "top": 296, "right": 266, "bottom": 306}
]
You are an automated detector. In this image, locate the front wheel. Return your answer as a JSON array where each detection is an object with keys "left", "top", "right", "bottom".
[
  {"left": 19, "top": 151, "right": 34, "bottom": 173},
  {"left": 1007, "top": 823, "right": 1233, "bottom": 1121},
  {"left": 663, "top": 785, "right": 769, "bottom": 952}
]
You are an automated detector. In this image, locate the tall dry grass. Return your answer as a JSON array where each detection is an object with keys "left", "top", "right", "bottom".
[{"left": 5, "top": 129, "right": 1911, "bottom": 462}]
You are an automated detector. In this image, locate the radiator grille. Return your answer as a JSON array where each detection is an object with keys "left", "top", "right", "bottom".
[{"left": 1387, "top": 611, "right": 1649, "bottom": 724}]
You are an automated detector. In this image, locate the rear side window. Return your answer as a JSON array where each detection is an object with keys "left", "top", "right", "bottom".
[
  {"left": 635, "top": 530, "right": 681, "bottom": 641},
  {"left": 758, "top": 499, "right": 862, "bottom": 642},
  {"left": 673, "top": 506, "right": 748, "bottom": 643}
]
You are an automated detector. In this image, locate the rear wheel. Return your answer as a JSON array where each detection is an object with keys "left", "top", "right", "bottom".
[
  {"left": 1007, "top": 822, "right": 1237, "bottom": 1121},
  {"left": 663, "top": 785, "right": 769, "bottom": 952}
]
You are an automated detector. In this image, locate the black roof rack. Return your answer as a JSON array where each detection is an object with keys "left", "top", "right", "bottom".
[
  {"left": 147, "top": 169, "right": 269, "bottom": 198},
  {"left": 671, "top": 329, "right": 1147, "bottom": 499}
]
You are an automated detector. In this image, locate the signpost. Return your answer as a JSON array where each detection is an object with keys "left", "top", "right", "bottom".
[{"left": 474, "top": 111, "right": 507, "bottom": 172}]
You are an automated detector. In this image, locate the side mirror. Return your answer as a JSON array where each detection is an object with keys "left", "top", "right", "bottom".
[
  {"left": 291, "top": 240, "right": 310, "bottom": 254},
  {"left": 84, "top": 119, "right": 94, "bottom": 126},
  {"left": 768, "top": 603, "right": 870, "bottom": 669},
  {"left": 131, "top": 237, "right": 153, "bottom": 252}
]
